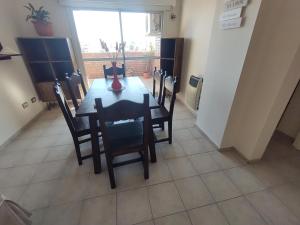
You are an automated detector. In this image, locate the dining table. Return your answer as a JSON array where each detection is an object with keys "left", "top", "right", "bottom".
[{"left": 76, "top": 76, "right": 158, "bottom": 174}]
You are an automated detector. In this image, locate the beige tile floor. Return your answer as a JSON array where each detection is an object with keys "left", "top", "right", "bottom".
[{"left": 1, "top": 100, "right": 300, "bottom": 225}]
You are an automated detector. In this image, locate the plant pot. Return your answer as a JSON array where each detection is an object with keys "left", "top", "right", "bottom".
[{"left": 32, "top": 21, "right": 54, "bottom": 36}]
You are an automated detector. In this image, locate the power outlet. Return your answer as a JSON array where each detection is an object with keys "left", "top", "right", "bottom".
[
  {"left": 31, "top": 97, "right": 36, "bottom": 103},
  {"left": 22, "top": 102, "right": 29, "bottom": 109}
]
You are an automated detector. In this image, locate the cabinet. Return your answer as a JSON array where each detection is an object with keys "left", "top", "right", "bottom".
[
  {"left": 17, "top": 37, "right": 78, "bottom": 102},
  {"left": 160, "top": 38, "right": 184, "bottom": 92}
]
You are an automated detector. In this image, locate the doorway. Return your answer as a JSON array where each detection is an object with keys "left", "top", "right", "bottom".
[
  {"left": 72, "top": 10, "right": 161, "bottom": 86},
  {"left": 263, "top": 80, "right": 300, "bottom": 161}
]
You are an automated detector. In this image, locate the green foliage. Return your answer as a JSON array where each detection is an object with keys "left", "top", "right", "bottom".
[{"left": 24, "top": 3, "right": 50, "bottom": 23}]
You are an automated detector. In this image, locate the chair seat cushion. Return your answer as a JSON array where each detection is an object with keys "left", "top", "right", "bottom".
[
  {"left": 107, "top": 121, "right": 144, "bottom": 152},
  {"left": 76, "top": 116, "right": 100, "bottom": 135},
  {"left": 151, "top": 106, "right": 169, "bottom": 123}
]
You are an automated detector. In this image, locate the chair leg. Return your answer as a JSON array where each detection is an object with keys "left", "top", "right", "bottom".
[
  {"left": 106, "top": 155, "right": 116, "bottom": 189},
  {"left": 149, "top": 124, "right": 157, "bottom": 163},
  {"left": 168, "top": 120, "right": 173, "bottom": 144},
  {"left": 143, "top": 148, "right": 149, "bottom": 179},
  {"left": 74, "top": 139, "right": 82, "bottom": 165},
  {"left": 161, "top": 122, "right": 165, "bottom": 131}
]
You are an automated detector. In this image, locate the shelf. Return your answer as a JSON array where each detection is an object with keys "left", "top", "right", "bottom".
[
  {"left": 18, "top": 39, "right": 48, "bottom": 61},
  {"left": 30, "top": 63, "right": 55, "bottom": 82},
  {"left": 52, "top": 61, "right": 74, "bottom": 80},
  {"left": 30, "top": 60, "right": 72, "bottom": 64},
  {"left": 0, "top": 54, "right": 22, "bottom": 60},
  {"left": 160, "top": 38, "right": 184, "bottom": 93},
  {"left": 17, "top": 37, "right": 77, "bottom": 102},
  {"left": 45, "top": 39, "right": 71, "bottom": 61},
  {"left": 161, "top": 58, "right": 175, "bottom": 61}
]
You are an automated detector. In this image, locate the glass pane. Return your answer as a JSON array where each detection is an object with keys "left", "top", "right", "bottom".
[
  {"left": 125, "top": 58, "right": 160, "bottom": 77},
  {"left": 73, "top": 10, "right": 161, "bottom": 80},
  {"left": 73, "top": 10, "right": 122, "bottom": 58},
  {"left": 121, "top": 12, "right": 161, "bottom": 58}
]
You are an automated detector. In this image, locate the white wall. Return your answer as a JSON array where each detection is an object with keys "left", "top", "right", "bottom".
[
  {"left": 196, "top": 0, "right": 262, "bottom": 147},
  {"left": 16, "top": 0, "right": 73, "bottom": 38},
  {"left": 179, "top": 0, "right": 217, "bottom": 98},
  {"left": 0, "top": 0, "right": 44, "bottom": 146},
  {"left": 222, "top": 0, "right": 300, "bottom": 160},
  {"left": 277, "top": 82, "right": 300, "bottom": 138},
  {"left": 162, "top": 0, "right": 182, "bottom": 38}
]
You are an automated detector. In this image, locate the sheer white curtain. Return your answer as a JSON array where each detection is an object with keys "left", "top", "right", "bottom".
[{"left": 58, "top": 0, "right": 176, "bottom": 11}]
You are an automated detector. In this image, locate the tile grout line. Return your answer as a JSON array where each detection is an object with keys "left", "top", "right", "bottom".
[
  {"left": 116, "top": 190, "right": 118, "bottom": 225},
  {"left": 172, "top": 178, "right": 197, "bottom": 225},
  {"left": 243, "top": 194, "right": 272, "bottom": 225},
  {"left": 196, "top": 173, "right": 231, "bottom": 225},
  {"left": 146, "top": 186, "right": 155, "bottom": 225},
  {"left": 75, "top": 200, "right": 84, "bottom": 225},
  {"left": 5, "top": 109, "right": 300, "bottom": 224}
]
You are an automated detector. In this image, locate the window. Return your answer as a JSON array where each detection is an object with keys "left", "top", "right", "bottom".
[{"left": 73, "top": 10, "right": 161, "bottom": 83}]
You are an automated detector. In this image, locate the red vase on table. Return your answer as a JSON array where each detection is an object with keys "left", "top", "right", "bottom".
[{"left": 111, "top": 61, "right": 122, "bottom": 91}]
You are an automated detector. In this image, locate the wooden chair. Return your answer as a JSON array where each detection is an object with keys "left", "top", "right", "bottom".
[
  {"left": 95, "top": 94, "right": 151, "bottom": 189},
  {"left": 65, "top": 70, "right": 87, "bottom": 110},
  {"left": 103, "top": 64, "right": 125, "bottom": 79},
  {"left": 152, "top": 67, "right": 166, "bottom": 108},
  {"left": 151, "top": 76, "right": 177, "bottom": 144},
  {"left": 76, "top": 69, "right": 87, "bottom": 95},
  {"left": 53, "top": 81, "right": 101, "bottom": 165}
]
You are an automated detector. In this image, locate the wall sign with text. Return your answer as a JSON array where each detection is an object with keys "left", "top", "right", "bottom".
[
  {"left": 224, "top": 0, "right": 248, "bottom": 10},
  {"left": 220, "top": 7, "right": 242, "bottom": 21},
  {"left": 220, "top": 0, "right": 248, "bottom": 30},
  {"left": 220, "top": 17, "right": 243, "bottom": 30}
]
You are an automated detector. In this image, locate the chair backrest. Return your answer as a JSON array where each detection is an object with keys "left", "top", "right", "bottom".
[
  {"left": 103, "top": 64, "right": 125, "bottom": 79},
  {"left": 65, "top": 70, "right": 88, "bottom": 110},
  {"left": 65, "top": 73, "right": 80, "bottom": 110},
  {"left": 53, "top": 81, "right": 76, "bottom": 136},
  {"left": 152, "top": 68, "right": 166, "bottom": 105},
  {"left": 76, "top": 69, "right": 87, "bottom": 95},
  {"left": 161, "top": 76, "right": 178, "bottom": 118},
  {"left": 95, "top": 94, "right": 150, "bottom": 150}
]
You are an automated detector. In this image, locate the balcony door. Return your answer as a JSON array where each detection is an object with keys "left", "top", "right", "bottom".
[{"left": 73, "top": 10, "right": 161, "bottom": 84}]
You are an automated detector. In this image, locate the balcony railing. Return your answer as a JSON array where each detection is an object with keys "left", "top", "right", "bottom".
[{"left": 82, "top": 51, "right": 160, "bottom": 79}]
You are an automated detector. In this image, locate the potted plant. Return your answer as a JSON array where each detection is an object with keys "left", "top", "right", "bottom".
[
  {"left": 25, "top": 3, "right": 53, "bottom": 36},
  {"left": 100, "top": 39, "right": 126, "bottom": 91},
  {"left": 143, "top": 43, "right": 155, "bottom": 79}
]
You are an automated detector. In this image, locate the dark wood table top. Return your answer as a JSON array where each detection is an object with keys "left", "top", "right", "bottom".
[{"left": 76, "top": 77, "right": 158, "bottom": 117}]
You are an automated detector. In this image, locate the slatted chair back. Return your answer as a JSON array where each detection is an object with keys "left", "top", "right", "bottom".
[
  {"left": 152, "top": 68, "right": 165, "bottom": 105},
  {"left": 65, "top": 73, "right": 80, "bottom": 110},
  {"left": 53, "top": 82, "right": 76, "bottom": 136},
  {"left": 103, "top": 64, "right": 125, "bottom": 79},
  {"left": 161, "top": 76, "right": 178, "bottom": 118},
  {"left": 65, "top": 70, "right": 88, "bottom": 110},
  {"left": 76, "top": 69, "right": 87, "bottom": 95},
  {"left": 95, "top": 94, "right": 150, "bottom": 150}
]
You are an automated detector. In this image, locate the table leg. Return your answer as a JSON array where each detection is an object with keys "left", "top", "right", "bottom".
[{"left": 89, "top": 115, "right": 101, "bottom": 173}]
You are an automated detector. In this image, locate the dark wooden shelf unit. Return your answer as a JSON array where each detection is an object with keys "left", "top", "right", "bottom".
[
  {"left": 160, "top": 38, "right": 184, "bottom": 92},
  {"left": 17, "top": 37, "right": 78, "bottom": 102}
]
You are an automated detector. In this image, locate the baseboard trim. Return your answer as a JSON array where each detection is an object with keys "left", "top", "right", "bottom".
[
  {"left": 176, "top": 93, "right": 198, "bottom": 117},
  {"left": 193, "top": 126, "right": 258, "bottom": 163},
  {"left": 193, "top": 124, "right": 220, "bottom": 150},
  {"left": 218, "top": 146, "right": 261, "bottom": 163},
  {"left": 0, "top": 108, "right": 46, "bottom": 151}
]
